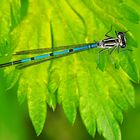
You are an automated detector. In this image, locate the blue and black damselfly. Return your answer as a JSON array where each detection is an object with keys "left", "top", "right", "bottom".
[{"left": 0, "top": 31, "right": 127, "bottom": 69}]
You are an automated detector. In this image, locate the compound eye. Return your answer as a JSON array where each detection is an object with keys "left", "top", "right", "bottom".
[
  {"left": 118, "top": 32, "right": 124, "bottom": 36},
  {"left": 121, "top": 44, "right": 126, "bottom": 48},
  {"left": 118, "top": 32, "right": 122, "bottom": 35}
]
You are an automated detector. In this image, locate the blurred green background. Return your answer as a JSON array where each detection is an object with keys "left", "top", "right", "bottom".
[{"left": 0, "top": 1, "right": 140, "bottom": 140}]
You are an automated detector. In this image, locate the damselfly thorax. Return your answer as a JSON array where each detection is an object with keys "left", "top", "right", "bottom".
[{"left": 97, "top": 38, "right": 119, "bottom": 48}]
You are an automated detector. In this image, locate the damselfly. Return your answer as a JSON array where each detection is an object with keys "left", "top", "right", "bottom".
[{"left": 0, "top": 31, "right": 126, "bottom": 69}]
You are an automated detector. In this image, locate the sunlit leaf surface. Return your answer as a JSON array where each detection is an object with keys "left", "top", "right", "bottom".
[{"left": 0, "top": 0, "right": 139, "bottom": 139}]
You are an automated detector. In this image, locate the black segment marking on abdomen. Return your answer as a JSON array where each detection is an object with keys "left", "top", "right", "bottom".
[
  {"left": 50, "top": 53, "right": 54, "bottom": 56},
  {"left": 69, "top": 49, "right": 73, "bottom": 52},
  {"left": 31, "top": 57, "right": 35, "bottom": 60}
]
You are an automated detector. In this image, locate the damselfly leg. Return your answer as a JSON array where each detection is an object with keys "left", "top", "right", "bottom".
[
  {"left": 109, "top": 46, "right": 118, "bottom": 65},
  {"left": 105, "top": 25, "right": 113, "bottom": 38},
  {"left": 96, "top": 48, "right": 109, "bottom": 69},
  {"left": 118, "top": 46, "right": 120, "bottom": 53}
]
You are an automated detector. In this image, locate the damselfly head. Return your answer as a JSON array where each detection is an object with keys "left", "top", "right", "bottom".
[{"left": 117, "top": 32, "right": 126, "bottom": 48}]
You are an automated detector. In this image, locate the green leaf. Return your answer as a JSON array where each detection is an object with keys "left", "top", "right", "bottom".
[
  {"left": 47, "top": 69, "right": 60, "bottom": 110},
  {"left": 58, "top": 74, "right": 78, "bottom": 124},
  {"left": 119, "top": 51, "right": 139, "bottom": 83},
  {"left": 0, "top": 0, "right": 139, "bottom": 139},
  {"left": 118, "top": 3, "right": 140, "bottom": 23},
  {"left": 19, "top": 66, "right": 48, "bottom": 136}
]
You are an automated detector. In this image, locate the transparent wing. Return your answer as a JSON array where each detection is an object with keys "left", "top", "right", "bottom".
[
  {"left": 14, "top": 43, "right": 96, "bottom": 55},
  {"left": 15, "top": 44, "right": 97, "bottom": 69}
]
